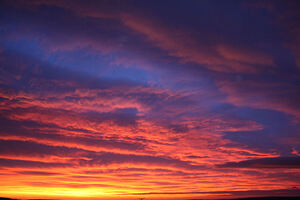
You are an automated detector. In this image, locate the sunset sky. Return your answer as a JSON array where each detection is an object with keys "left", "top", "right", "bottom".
[{"left": 0, "top": 0, "right": 300, "bottom": 200}]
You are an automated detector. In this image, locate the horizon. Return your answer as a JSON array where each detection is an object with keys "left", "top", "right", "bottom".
[{"left": 0, "top": 0, "right": 300, "bottom": 200}]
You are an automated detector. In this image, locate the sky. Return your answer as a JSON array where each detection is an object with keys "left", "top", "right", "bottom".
[{"left": 0, "top": 0, "right": 300, "bottom": 199}]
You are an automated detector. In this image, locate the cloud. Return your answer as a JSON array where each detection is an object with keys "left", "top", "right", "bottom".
[
  {"left": 0, "top": 137, "right": 206, "bottom": 171},
  {"left": 0, "top": 139, "right": 89, "bottom": 158},
  {"left": 125, "top": 188, "right": 300, "bottom": 197},
  {"left": 217, "top": 157, "right": 300, "bottom": 169},
  {"left": 248, "top": 0, "right": 300, "bottom": 70},
  {"left": 0, "top": 158, "right": 70, "bottom": 168},
  {"left": 216, "top": 44, "right": 274, "bottom": 66},
  {"left": 0, "top": 1, "right": 300, "bottom": 199},
  {"left": 83, "top": 108, "right": 139, "bottom": 127},
  {"left": 121, "top": 14, "right": 275, "bottom": 74},
  {"left": 16, "top": 171, "right": 61, "bottom": 176},
  {"left": 85, "top": 152, "right": 206, "bottom": 170},
  {"left": 0, "top": 117, "right": 145, "bottom": 152},
  {"left": 2, "top": 0, "right": 277, "bottom": 75},
  {"left": 217, "top": 79, "right": 300, "bottom": 118}
]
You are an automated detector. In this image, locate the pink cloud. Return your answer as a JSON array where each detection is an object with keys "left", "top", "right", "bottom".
[
  {"left": 218, "top": 79, "right": 300, "bottom": 118},
  {"left": 121, "top": 14, "right": 275, "bottom": 73}
]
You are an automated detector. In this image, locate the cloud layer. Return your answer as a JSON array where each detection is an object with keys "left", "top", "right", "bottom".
[{"left": 0, "top": 0, "right": 300, "bottom": 200}]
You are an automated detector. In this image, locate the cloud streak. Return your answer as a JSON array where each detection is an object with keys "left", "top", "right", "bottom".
[{"left": 217, "top": 157, "right": 300, "bottom": 169}]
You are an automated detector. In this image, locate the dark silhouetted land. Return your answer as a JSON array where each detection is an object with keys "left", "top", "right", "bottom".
[{"left": 190, "top": 197, "right": 300, "bottom": 200}]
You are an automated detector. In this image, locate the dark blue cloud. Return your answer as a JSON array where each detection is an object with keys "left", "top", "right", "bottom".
[{"left": 217, "top": 157, "right": 300, "bottom": 169}]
